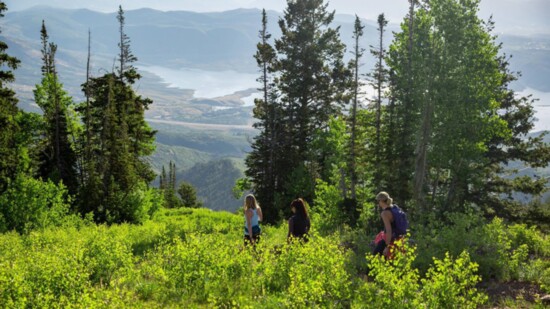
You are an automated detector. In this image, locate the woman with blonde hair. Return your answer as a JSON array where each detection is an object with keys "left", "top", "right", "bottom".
[
  {"left": 373, "top": 191, "right": 409, "bottom": 258},
  {"left": 243, "top": 194, "right": 263, "bottom": 246}
]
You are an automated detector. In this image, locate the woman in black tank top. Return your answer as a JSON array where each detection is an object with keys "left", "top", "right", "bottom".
[{"left": 287, "top": 198, "right": 310, "bottom": 242}]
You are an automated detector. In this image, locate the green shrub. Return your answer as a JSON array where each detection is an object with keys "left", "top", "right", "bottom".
[
  {"left": 283, "top": 236, "right": 353, "bottom": 307},
  {"left": 420, "top": 251, "right": 488, "bottom": 308},
  {"left": 83, "top": 225, "right": 135, "bottom": 287},
  {"left": 354, "top": 242, "right": 487, "bottom": 308},
  {"left": 356, "top": 241, "right": 421, "bottom": 308},
  {"left": 0, "top": 206, "right": 544, "bottom": 307},
  {"left": 105, "top": 183, "right": 162, "bottom": 225},
  {"left": 312, "top": 179, "right": 345, "bottom": 234},
  {"left": 414, "top": 212, "right": 548, "bottom": 284},
  {"left": 0, "top": 174, "right": 72, "bottom": 233}
]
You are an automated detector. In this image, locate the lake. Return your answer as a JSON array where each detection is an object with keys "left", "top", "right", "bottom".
[
  {"left": 141, "top": 66, "right": 549, "bottom": 133},
  {"left": 139, "top": 65, "right": 259, "bottom": 99},
  {"left": 517, "top": 87, "right": 550, "bottom": 133}
]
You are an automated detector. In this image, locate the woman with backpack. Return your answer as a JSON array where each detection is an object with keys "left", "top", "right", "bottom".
[
  {"left": 287, "top": 198, "right": 311, "bottom": 243},
  {"left": 373, "top": 191, "right": 408, "bottom": 258},
  {"left": 244, "top": 194, "right": 263, "bottom": 246}
]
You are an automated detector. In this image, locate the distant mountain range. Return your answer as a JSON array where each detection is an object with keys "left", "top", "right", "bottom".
[
  {"left": 1, "top": 6, "right": 548, "bottom": 209},
  {"left": 2, "top": 6, "right": 549, "bottom": 109}
]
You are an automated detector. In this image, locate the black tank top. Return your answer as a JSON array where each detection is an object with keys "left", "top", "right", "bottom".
[{"left": 290, "top": 215, "right": 310, "bottom": 238}]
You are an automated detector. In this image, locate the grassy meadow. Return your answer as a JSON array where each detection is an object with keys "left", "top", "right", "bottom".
[{"left": 0, "top": 207, "right": 548, "bottom": 308}]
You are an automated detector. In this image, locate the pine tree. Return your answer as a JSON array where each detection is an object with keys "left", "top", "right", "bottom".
[
  {"left": 368, "top": 14, "right": 389, "bottom": 193},
  {"left": 160, "top": 165, "right": 167, "bottom": 190},
  {"left": 78, "top": 8, "right": 155, "bottom": 222},
  {"left": 34, "top": 21, "right": 78, "bottom": 195},
  {"left": 245, "top": 0, "right": 348, "bottom": 222},
  {"left": 116, "top": 5, "right": 139, "bottom": 84},
  {"left": 0, "top": 2, "right": 21, "bottom": 194},
  {"left": 347, "top": 15, "right": 365, "bottom": 200},
  {"left": 277, "top": 0, "right": 347, "bottom": 207},
  {"left": 245, "top": 9, "right": 282, "bottom": 219}
]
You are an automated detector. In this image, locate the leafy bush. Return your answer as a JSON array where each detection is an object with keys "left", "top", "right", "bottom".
[
  {"left": 0, "top": 174, "right": 72, "bottom": 233},
  {"left": 312, "top": 179, "right": 345, "bottom": 234},
  {"left": 104, "top": 183, "right": 162, "bottom": 224},
  {"left": 414, "top": 212, "right": 549, "bottom": 283},
  {"left": 0, "top": 207, "right": 545, "bottom": 307},
  {"left": 420, "top": 251, "right": 488, "bottom": 308},
  {"left": 354, "top": 242, "right": 487, "bottom": 308},
  {"left": 356, "top": 241, "right": 421, "bottom": 308},
  {"left": 83, "top": 225, "right": 135, "bottom": 286}
]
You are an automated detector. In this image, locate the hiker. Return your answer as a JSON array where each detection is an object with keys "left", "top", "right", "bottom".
[
  {"left": 244, "top": 194, "right": 263, "bottom": 246},
  {"left": 372, "top": 191, "right": 408, "bottom": 258},
  {"left": 287, "top": 198, "right": 310, "bottom": 243}
]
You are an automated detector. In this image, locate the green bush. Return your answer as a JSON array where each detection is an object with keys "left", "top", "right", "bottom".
[
  {"left": 83, "top": 225, "right": 135, "bottom": 287},
  {"left": 414, "top": 212, "right": 549, "bottom": 284},
  {"left": 354, "top": 242, "right": 487, "bottom": 308},
  {"left": 104, "top": 183, "right": 163, "bottom": 224},
  {"left": 420, "top": 251, "right": 487, "bottom": 308},
  {"left": 0, "top": 207, "right": 545, "bottom": 307},
  {"left": 0, "top": 174, "right": 72, "bottom": 233},
  {"left": 356, "top": 241, "right": 421, "bottom": 308},
  {"left": 312, "top": 179, "right": 345, "bottom": 234}
]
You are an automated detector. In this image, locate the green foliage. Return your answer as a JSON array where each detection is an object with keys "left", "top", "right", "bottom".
[
  {"left": 414, "top": 212, "right": 550, "bottom": 283},
  {"left": 34, "top": 22, "right": 79, "bottom": 195},
  {"left": 0, "top": 2, "right": 22, "bottom": 195},
  {"left": 312, "top": 179, "right": 345, "bottom": 234},
  {"left": 420, "top": 251, "right": 488, "bottom": 308},
  {"left": 245, "top": 0, "right": 349, "bottom": 223},
  {"left": 79, "top": 71, "right": 156, "bottom": 223},
  {"left": 104, "top": 183, "right": 162, "bottom": 225},
  {"left": 232, "top": 177, "right": 251, "bottom": 199},
  {"left": 355, "top": 243, "right": 487, "bottom": 308},
  {"left": 0, "top": 173, "right": 72, "bottom": 233},
  {"left": 358, "top": 241, "right": 421, "bottom": 308},
  {"left": 177, "top": 181, "right": 201, "bottom": 208},
  {"left": 0, "top": 207, "right": 546, "bottom": 307}
]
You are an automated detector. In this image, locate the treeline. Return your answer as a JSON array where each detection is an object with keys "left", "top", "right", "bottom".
[
  {"left": 0, "top": 4, "right": 167, "bottom": 232},
  {"left": 243, "top": 0, "right": 550, "bottom": 225}
]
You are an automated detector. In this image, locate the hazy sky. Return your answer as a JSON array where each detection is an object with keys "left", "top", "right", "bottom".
[{"left": 4, "top": 0, "right": 550, "bottom": 34}]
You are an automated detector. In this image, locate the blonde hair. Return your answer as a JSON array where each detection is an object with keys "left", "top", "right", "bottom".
[
  {"left": 244, "top": 194, "right": 259, "bottom": 210},
  {"left": 376, "top": 191, "right": 393, "bottom": 205}
]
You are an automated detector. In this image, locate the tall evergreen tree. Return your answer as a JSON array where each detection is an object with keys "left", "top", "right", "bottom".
[
  {"left": 115, "top": 7, "right": 155, "bottom": 183},
  {"left": 245, "top": 0, "right": 348, "bottom": 222},
  {"left": 245, "top": 9, "right": 282, "bottom": 219},
  {"left": 78, "top": 7, "right": 155, "bottom": 222},
  {"left": 116, "top": 5, "right": 139, "bottom": 84},
  {"left": 367, "top": 13, "right": 389, "bottom": 193},
  {"left": 0, "top": 2, "right": 21, "bottom": 194},
  {"left": 159, "top": 161, "right": 180, "bottom": 208},
  {"left": 277, "top": 0, "right": 347, "bottom": 199},
  {"left": 347, "top": 15, "right": 365, "bottom": 200},
  {"left": 34, "top": 21, "right": 78, "bottom": 195}
]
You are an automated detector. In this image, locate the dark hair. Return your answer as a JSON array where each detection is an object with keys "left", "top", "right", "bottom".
[{"left": 290, "top": 198, "right": 309, "bottom": 219}]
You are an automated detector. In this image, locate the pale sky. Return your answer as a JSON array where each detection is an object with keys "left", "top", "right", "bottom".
[{"left": 5, "top": 0, "right": 550, "bottom": 35}]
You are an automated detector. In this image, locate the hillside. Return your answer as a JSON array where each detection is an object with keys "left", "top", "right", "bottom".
[
  {"left": 0, "top": 207, "right": 547, "bottom": 307},
  {"left": 148, "top": 121, "right": 252, "bottom": 210}
]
